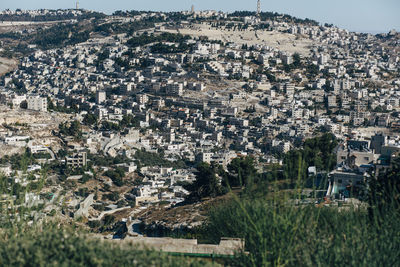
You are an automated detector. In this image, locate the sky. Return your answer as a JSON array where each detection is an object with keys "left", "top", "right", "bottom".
[{"left": 1, "top": 0, "right": 399, "bottom": 33}]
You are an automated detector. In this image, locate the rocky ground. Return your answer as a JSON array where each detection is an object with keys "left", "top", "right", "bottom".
[
  {"left": 163, "top": 24, "right": 316, "bottom": 56},
  {"left": 0, "top": 107, "right": 70, "bottom": 156},
  {"left": 0, "top": 57, "right": 17, "bottom": 76},
  {"left": 136, "top": 193, "right": 234, "bottom": 233}
]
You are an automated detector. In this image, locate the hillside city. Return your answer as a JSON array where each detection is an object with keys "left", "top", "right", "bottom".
[{"left": 0, "top": 6, "right": 399, "bottom": 262}]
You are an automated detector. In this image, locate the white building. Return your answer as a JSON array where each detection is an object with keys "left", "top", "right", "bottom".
[
  {"left": 197, "top": 152, "right": 213, "bottom": 164},
  {"left": 27, "top": 96, "right": 47, "bottom": 112},
  {"left": 96, "top": 91, "right": 106, "bottom": 104}
]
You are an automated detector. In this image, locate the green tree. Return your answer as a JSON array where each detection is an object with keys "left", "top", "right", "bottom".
[
  {"left": 283, "top": 133, "right": 337, "bottom": 182},
  {"left": 292, "top": 53, "right": 301, "bottom": 67},
  {"left": 59, "top": 120, "right": 82, "bottom": 140},
  {"left": 82, "top": 113, "right": 98, "bottom": 126},
  {"left": 104, "top": 168, "right": 125, "bottom": 187},
  {"left": 47, "top": 97, "right": 55, "bottom": 110},
  {"left": 186, "top": 162, "right": 225, "bottom": 201},
  {"left": 227, "top": 157, "right": 257, "bottom": 187},
  {"left": 306, "top": 63, "right": 319, "bottom": 79}
]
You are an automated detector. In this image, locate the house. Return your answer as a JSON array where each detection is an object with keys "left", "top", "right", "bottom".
[
  {"left": 336, "top": 141, "right": 376, "bottom": 168},
  {"left": 27, "top": 95, "right": 47, "bottom": 112},
  {"left": 196, "top": 152, "right": 213, "bottom": 164},
  {"left": 326, "top": 169, "right": 366, "bottom": 198},
  {"left": 3, "top": 136, "right": 30, "bottom": 146}
]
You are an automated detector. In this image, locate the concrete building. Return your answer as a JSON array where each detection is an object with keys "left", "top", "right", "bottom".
[
  {"left": 284, "top": 83, "right": 295, "bottom": 96},
  {"left": 96, "top": 91, "right": 106, "bottom": 104},
  {"left": 327, "top": 95, "right": 337, "bottom": 108},
  {"left": 336, "top": 141, "right": 375, "bottom": 168},
  {"left": 318, "top": 54, "right": 329, "bottom": 65},
  {"left": 66, "top": 152, "right": 87, "bottom": 168},
  {"left": 27, "top": 95, "right": 47, "bottom": 112},
  {"left": 370, "top": 134, "right": 386, "bottom": 154},
  {"left": 281, "top": 54, "right": 293, "bottom": 65},
  {"left": 196, "top": 152, "right": 213, "bottom": 164}
]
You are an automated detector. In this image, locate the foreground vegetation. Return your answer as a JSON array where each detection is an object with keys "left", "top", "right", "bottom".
[
  {"left": 0, "top": 222, "right": 215, "bottom": 266},
  {"left": 194, "top": 156, "right": 400, "bottom": 266},
  {"left": 199, "top": 197, "right": 399, "bottom": 266},
  {"left": 1, "top": 176, "right": 399, "bottom": 266}
]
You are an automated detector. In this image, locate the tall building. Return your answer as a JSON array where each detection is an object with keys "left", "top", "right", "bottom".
[
  {"left": 96, "top": 91, "right": 106, "bottom": 104},
  {"left": 257, "top": 0, "right": 261, "bottom": 17},
  {"left": 27, "top": 95, "right": 47, "bottom": 112},
  {"left": 318, "top": 54, "right": 329, "bottom": 65},
  {"left": 370, "top": 133, "right": 386, "bottom": 154},
  {"left": 284, "top": 83, "right": 295, "bottom": 96},
  {"left": 191, "top": 5, "right": 195, "bottom": 13}
]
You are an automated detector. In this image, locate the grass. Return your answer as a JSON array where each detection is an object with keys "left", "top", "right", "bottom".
[
  {"left": 200, "top": 196, "right": 400, "bottom": 266},
  {"left": 0, "top": 222, "right": 217, "bottom": 267}
]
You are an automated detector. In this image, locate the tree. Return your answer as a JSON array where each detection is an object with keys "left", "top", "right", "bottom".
[
  {"left": 292, "top": 53, "right": 301, "bottom": 68},
  {"left": 47, "top": 97, "right": 55, "bottom": 110},
  {"left": 20, "top": 101, "right": 28, "bottom": 109},
  {"left": 59, "top": 120, "right": 82, "bottom": 140},
  {"left": 104, "top": 168, "right": 125, "bottom": 187},
  {"left": 103, "top": 214, "right": 116, "bottom": 225},
  {"left": 83, "top": 113, "right": 98, "bottom": 126},
  {"left": 101, "top": 121, "right": 120, "bottom": 131},
  {"left": 227, "top": 157, "right": 257, "bottom": 188},
  {"left": 186, "top": 162, "right": 225, "bottom": 201},
  {"left": 104, "top": 191, "right": 119, "bottom": 201},
  {"left": 306, "top": 63, "right": 319, "bottom": 79},
  {"left": 283, "top": 133, "right": 337, "bottom": 182},
  {"left": 119, "top": 115, "right": 140, "bottom": 129}
]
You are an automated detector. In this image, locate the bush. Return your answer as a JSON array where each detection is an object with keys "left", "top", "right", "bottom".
[
  {"left": 49, "top": 209, "right": 57, "bottom": 217},
  {"left": 79, "top": 174, "right": 91, "bottom": 184},
  {"left": 76, "top": 188, "right": 89, "bottom": 198},
  {"left": 103, "top": 191, "right": 119, "bottom": 202},
  {"left": 104, "top": 168, "right": 126, "bottom": 187}
]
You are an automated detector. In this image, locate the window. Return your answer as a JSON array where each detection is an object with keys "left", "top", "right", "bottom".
[
  {"left": 364, "top": 157, "right": 369, "bottom": 161},
  {"left": 338, "top": 179, "right": 343, "bottom": 184}
]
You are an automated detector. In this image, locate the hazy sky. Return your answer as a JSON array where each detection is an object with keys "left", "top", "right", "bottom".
[{"left": 1, "top": 0, "right": 399, "bottom": 33}]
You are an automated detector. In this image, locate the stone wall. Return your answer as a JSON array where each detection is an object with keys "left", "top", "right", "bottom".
[{"left": 117, "top": 237, "right": 245, "bottom": 255}]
